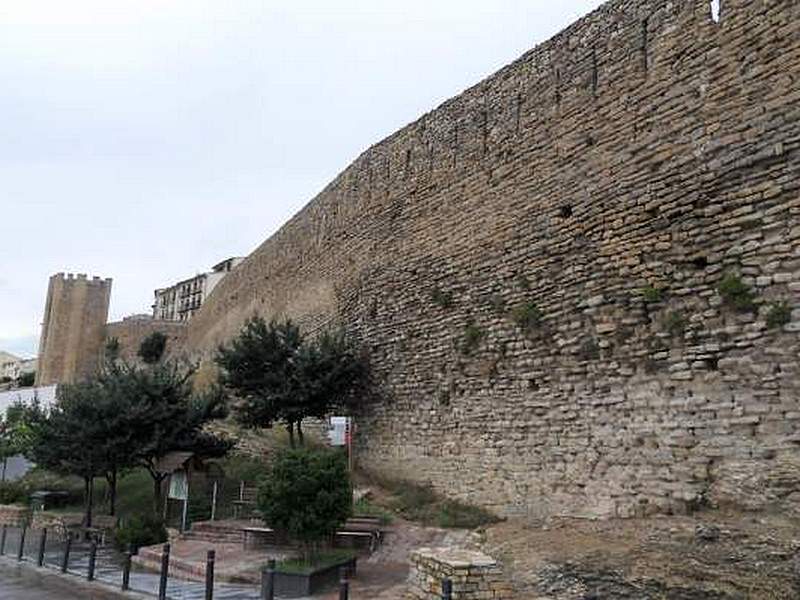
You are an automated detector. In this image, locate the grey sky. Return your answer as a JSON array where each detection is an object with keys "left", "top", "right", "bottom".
[{"left": 0, "top": 0, "right": 605, "bottom": 358}]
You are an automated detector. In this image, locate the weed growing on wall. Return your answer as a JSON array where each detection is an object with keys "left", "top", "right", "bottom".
[
  {"left": 431, "top": 287, "right": 454, "bottom": 309},
  {"left": 766, "top": 302, "right": 791, "bottom": 329},
  {"left": 641, "top": 285, "right": 664, "bottom": 303},
  {"left": 460, "top": 321, "right": 485, "bottom": 355},
  {"left": 664, "top": 311, "right": 688, "bottom": 336},
  {"left": 511, "top": 301, "right": 543, "bottom": 334},
  {"left": 718, "top": 273, "right": 756, "bottom": 312}
]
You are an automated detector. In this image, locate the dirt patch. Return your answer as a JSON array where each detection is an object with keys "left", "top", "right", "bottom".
[{"left": 481, "top": 509, "right": 800, "bottom": 599}]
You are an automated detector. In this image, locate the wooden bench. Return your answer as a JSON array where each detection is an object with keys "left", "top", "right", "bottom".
[{"left": 242, "top": 526, "right": 276, "bottom": 550}]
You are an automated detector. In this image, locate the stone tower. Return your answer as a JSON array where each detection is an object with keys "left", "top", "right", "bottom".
[{"left": 36, "top": 273, "right": 112, "bottom": 386}]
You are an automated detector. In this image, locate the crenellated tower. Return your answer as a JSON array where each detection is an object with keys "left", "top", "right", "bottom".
[{"left": 36, "top": 273, "right": 112, "bottom": 386}]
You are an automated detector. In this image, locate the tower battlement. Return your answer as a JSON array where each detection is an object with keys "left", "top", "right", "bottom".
[{"left": 36, "top": 272, "right": 113, "bottom": 386}]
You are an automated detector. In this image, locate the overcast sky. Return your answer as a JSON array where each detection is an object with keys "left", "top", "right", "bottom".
[{"left": 0, "top": 0, "right": 605, "bottom": 358}]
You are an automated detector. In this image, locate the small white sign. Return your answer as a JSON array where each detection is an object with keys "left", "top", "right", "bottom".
[
  {"left": 169, "top": 470, "right": 188, "bottom": 500},
  {"left": 328, "top": 416, "right": 351, "bottom": 447}
]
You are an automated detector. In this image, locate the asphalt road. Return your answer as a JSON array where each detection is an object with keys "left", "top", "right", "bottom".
[{"left": 0, "top": 561, "right": 111, "bottom": 599}]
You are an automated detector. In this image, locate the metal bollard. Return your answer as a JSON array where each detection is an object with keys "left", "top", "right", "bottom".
[
  {"left": 339, "top": 566, "right": 349, "bottom": 600},
  {"left": 17, "top": 526, "right": 26, "bottom": 561},
  {"left": 0, "top": 524, "right": 7, "bottom": 555},
  {"left": 121, "top": 544, "right": 133, "bottom": 591},
  {"left": 158, "top": 543, "right": 170, "bottom": 600},
  {"left": 87, "top": 540, "right": 97, "bottom": 581},
  {"left": 260, "top": 558, "right": 276, "bottom": 600},
  {"left": 442, "top": 578, "right": 453, "bottom": 600},
  {"left": 61, "top": 535, "right": 72, "bottom": 573},
  {"left": 205, "top": 549, "right": 215, "bottom": 600},
  {"left": 37, "top": 528, "right": 47, "bottom": 567}
]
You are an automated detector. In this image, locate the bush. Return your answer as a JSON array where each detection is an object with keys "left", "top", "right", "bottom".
[
  {"left": 257, "top": 447, "right": 351, "bottom": 559},
  {"left": 766, "top": 302, "right": 792, "bottom": 329},
  {"left": 0, "top": 481, "right": 28, "bottom": 505},
  {"left": 137, "top": 332, "right": 167, "bottom": 364},
  {"left": 430, "top": 287, "right": 454, "bottom": 309},
  {"left": 16, "top": 372, "right": 35, "bottom": 388},
  {"left": 641, "top": 286, "right": 664, "bottom": 303},
  {"left": 664, "top": 311, "right": 688, "bottom": 336},
  {"left": 718, "top": 274, "right": 756, "bottom": 312},
  {"left": 365, "top": 473, "right": 500, "bottom": 530},
  {"left": 15, "top": 469, "right": 85, "bottom": 507},
  {"left": 114, "top": 514, "right": 167, "bottom": 552},
  {"left": 511, "top": 302, "right": 543, "bottom": 334},
  {"left": 460, "top": 321, "right": 485, "bottom": 356}
]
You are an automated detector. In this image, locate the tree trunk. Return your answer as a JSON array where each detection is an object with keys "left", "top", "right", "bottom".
[
  {"left": 297, "top": 420, "right": 304, "bottom": 446},
  {"left": 107, "top": 468, "right": 117, "bottom": 516},
  {"left": 84, "top": 476, "right": 94, "bottom": 529},
  {"left": 286, "top": 422, "right": 295, "bottom": 448}
]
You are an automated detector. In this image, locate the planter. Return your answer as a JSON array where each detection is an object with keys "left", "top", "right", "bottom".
[{"left": 273, "top": 556, "right": 357, "bottom": 598}]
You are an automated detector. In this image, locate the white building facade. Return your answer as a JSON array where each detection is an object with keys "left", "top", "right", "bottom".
[{"left": 152, "top": 257, "right": 244, "bottom": 322}]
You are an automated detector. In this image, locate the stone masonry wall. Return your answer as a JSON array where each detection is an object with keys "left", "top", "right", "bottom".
[
  {"left": 407, "top": 548, "right": 511, "bottom": 600},
  {"left": 185, "top": 0, "right": 800, "bottom": 518},
  {"left": 37, "top": 274, "right": 112, "bottom": 387},
  {"left": 105, "top": 317, "right": 187, "bottom": 365}
]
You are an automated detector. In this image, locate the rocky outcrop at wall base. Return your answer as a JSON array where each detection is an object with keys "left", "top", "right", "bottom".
[{"left": 185, "top": 0, "right": 800, "bottom": 520}]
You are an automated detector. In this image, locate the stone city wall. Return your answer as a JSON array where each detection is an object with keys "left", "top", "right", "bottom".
[
  {"left": 105, "top": 317, "right": 187, "bottom": 365},
  {"left": 185, "top": 0, "right": 800, "bottom": 518}
]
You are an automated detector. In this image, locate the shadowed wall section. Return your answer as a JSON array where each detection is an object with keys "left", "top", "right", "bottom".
[{"left": 186, "top": 0, "right": 800, "bottom": 518}]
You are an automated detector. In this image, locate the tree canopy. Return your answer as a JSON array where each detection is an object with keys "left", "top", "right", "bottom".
[
  {"left": 257, "top": 446, "right": 351, "bottom": 558},
  {"left": 216, "top": 317, "right": 368, "bottom": 445},
  {"left": 138, "top": 331, "right": 168, "bottom": 364},
  {"left": 24, "top": 360, "right": 232, "bottom": 522}
]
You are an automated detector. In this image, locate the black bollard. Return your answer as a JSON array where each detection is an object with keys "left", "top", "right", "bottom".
[
  {"left": 204, "top": 549, "right": 215, "bottom": 600},
  {"left": 61, "top": 535, "right": 72, "bottom": 573},
  {"left": 339, "top": 566, "right": 349, "bottom": 600},
  {"left": 87, "top": 540, "right": 97, "bottom": 581},
  {"left": 121, "top": 544, "right": 133, "bottom": 591},
  {"left": 260, "top": 558, "right": 276, "bottom": 600},
  {"left": 0, "top": 524, "right": 7, "bottom": 555},
  {"left": 442, "top": 578, "right": 453, "bottom": 600},
  {"left": 158, "top": 543, "right": 170, "bottom": 600},
  {"left": 17, "top": 526, "right": 26, "bottom": 561},
  {"left": 37, "top": 528, "right": 47, "bottom": 567}
]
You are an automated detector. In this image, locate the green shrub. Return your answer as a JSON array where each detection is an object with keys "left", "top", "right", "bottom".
[
  {"left": 137, "top": 332, "right": 167, "bottom": 364},
  {"left": 16, "top": 372, "right": 35, "bottom": 388},
  {"left": 430, "top": 288, "right": 454, "bottom": 309},
  {"left": 16, "top": 469, "right": 84, "bottom": 506},
  {"left": 0, "top": 481, "right": 28, "bottom": 505},
  {"left": 641, "top": 286, "right": 664, "bottom": 303},
  {"left": 380, "top": 478, "right": 499, "bottom": 529},
  {"left": 766, "top": 302, "right": 792, "bottom": 329},
  {"left": 114, "top": 514, "right": 167, "bottom": 552},
  {"left": 664, "top": 311, "right": 687, "bottom": 336},
  {"left": 487, "top": 294, "right": 505, "bottom": 314},
  {"left": 353, "top": 497, "right": 393, "bottom": 525},
  {"left": 718, "top": 273, "right": 756, "bottom": 312},
  {"left": 579, "top": 339, "right": 600, "bottom": 361},
  {"left": 258, "top": 447, "right": 351, "bottom": 559},
  {"left": 517, "top": 274, "right": 531, "bottom": 291},
  {"left": 511, "top": 302, "right": 543, "bottom": 334},
  {"left": 460, "top": 322, "right": 485, "bottom": 356}
]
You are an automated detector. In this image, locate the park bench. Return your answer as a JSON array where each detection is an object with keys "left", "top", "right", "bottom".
[{"left": 242, "top": 525, "right": 278, "bottom": 550}]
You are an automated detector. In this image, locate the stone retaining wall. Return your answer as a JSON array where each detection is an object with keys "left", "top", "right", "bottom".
[
  {"left": 0, "top": 505, "right": 29, "bottom": 527},
  {"left": 408, "top": 548, "right": 511, "bottom": 599}
]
